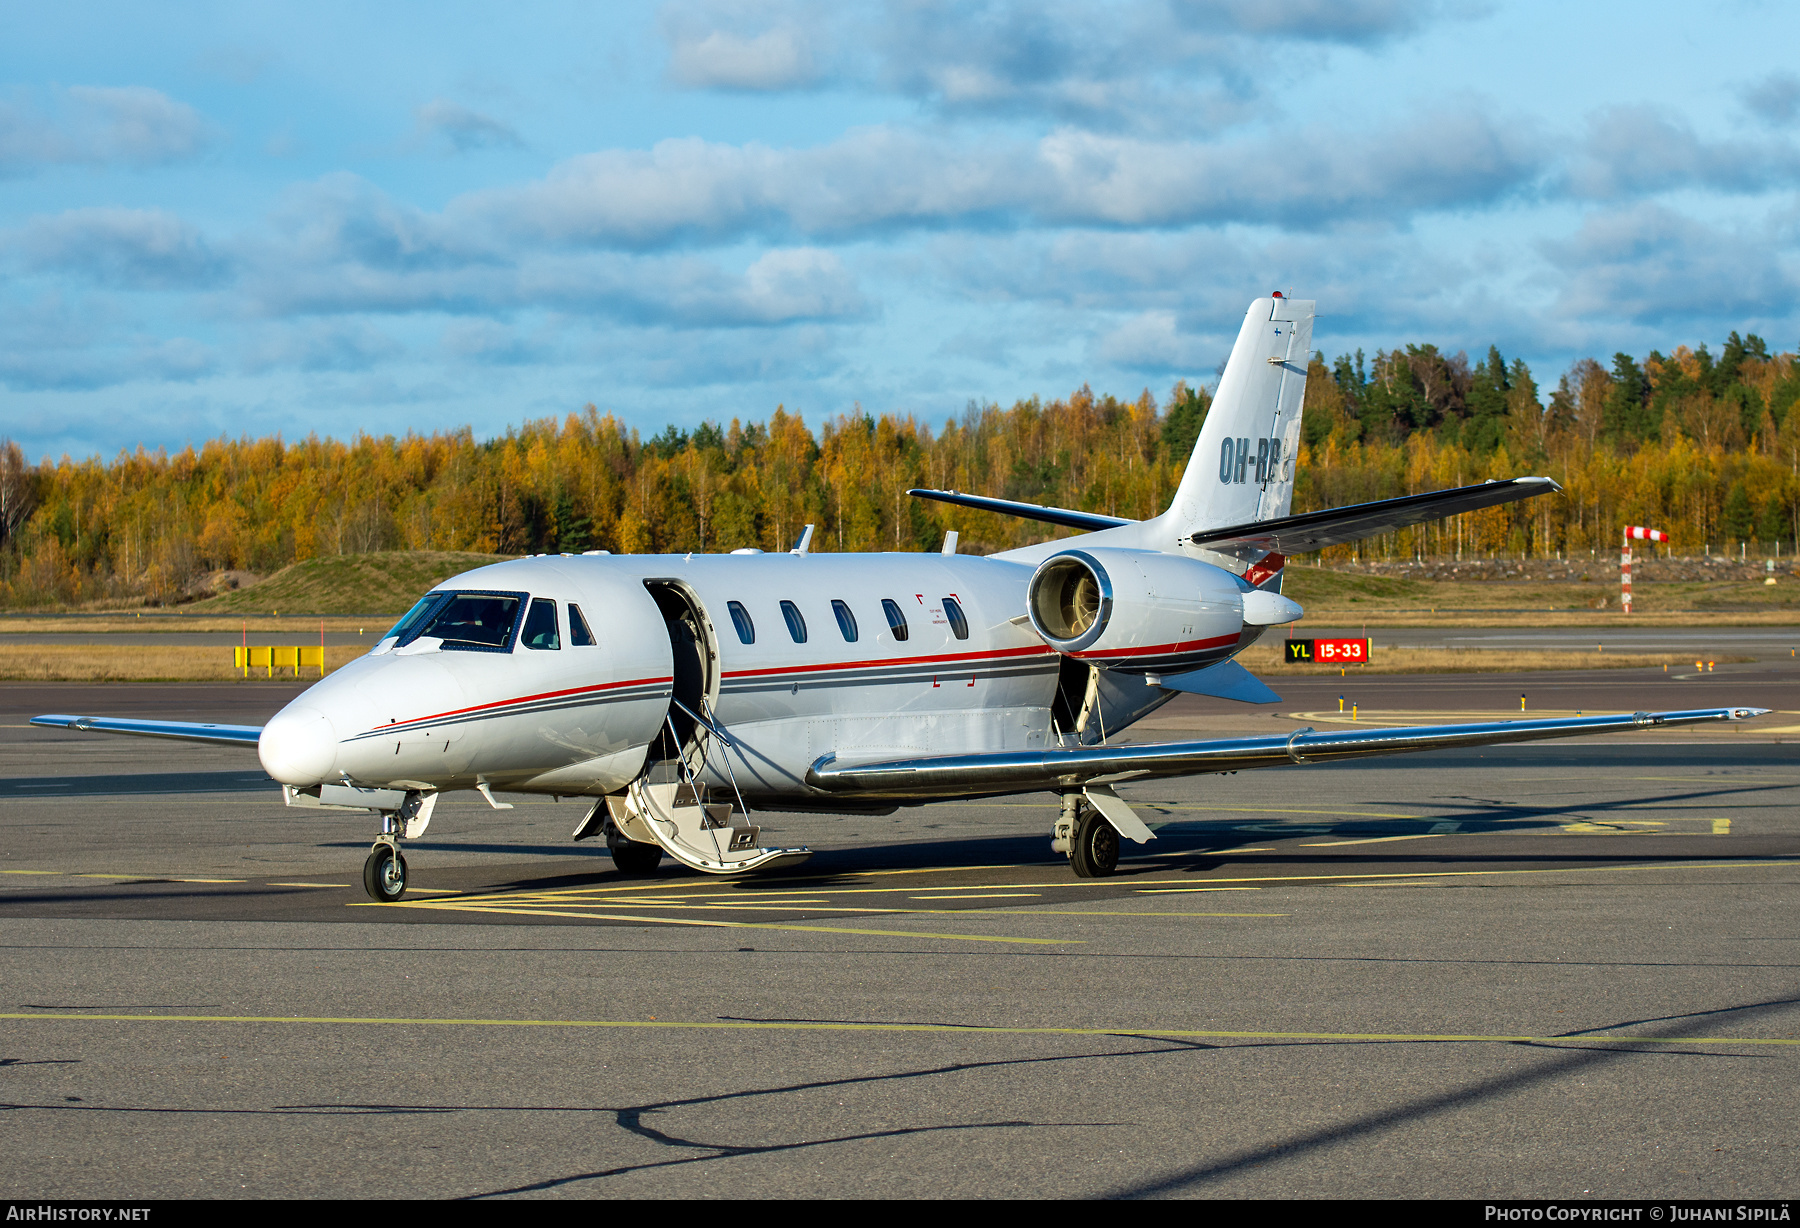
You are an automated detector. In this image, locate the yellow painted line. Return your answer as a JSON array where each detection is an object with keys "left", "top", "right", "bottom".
[
  {"left": 1634, "top": 770, "right": 1800, "bottom": 777},
  {"left": 988, "top": 911, "right": 1288, "bottom": 917},
  {"left": 0, "top": 870, "right": 62, "bottom": 876},
  {"left": 1714, "top": 819, "right": 1732, "bottom": 835},
  {"left": 1118, "top": 859, "right": 1800, "bottom": 887},
  {"left": 269, "top": 882, "right": 350, "bottom": 888},
  {"left": 0, "top": 1012, "right": 1791, "bottom": 1047},
  {"left": 907, "top": 893, "right": 1041, "bottom": 900},
  {"left": 1137, "top": 887, "right": 1263, "bottom": 894},
  {"left": 1301, "top": 834, "right": 1446, "bottom": 847},
  {"left": 72, "top": 874, "right": 149, "bottom": 880},
  {"left": 367, "top": 902, "right": 1072, "bottom": 945},
  {"left": 399, "top": 888, "right": 462, "bottom": 895},
  {"left": 1145, "top": 806, "right": 1422, "bottom": 820},
  {"left": 171, "top": 878, "right": 245, "bottom": 884}
]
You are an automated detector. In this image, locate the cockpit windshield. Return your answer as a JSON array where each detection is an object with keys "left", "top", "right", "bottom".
[
  {"left": 410, "top": 591, "right": 525, "bottom": 651},
  {"left": 384, "top": 593, "right": 448, "bottom": 645}
]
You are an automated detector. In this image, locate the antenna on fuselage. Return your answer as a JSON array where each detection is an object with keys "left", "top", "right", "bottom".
[
  {"left": 791, "top": 524, "right": 814, "bottom": 555},
  {"left": 941, "top": 530, "right": 959, "bottom": 555}
]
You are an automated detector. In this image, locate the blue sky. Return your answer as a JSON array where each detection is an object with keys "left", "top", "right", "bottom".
[{"left": 5, "top": 0, "right": 1799, "bottom": 462}]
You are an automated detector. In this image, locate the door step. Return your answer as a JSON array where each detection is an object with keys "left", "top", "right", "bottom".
[{"left": 616, "top": 770, "right": 810, "bottom": 874}]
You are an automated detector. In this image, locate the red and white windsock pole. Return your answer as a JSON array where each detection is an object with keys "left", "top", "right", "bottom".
[{"left": 1621, "top": 525, "right": 1669, "bottom": 614}]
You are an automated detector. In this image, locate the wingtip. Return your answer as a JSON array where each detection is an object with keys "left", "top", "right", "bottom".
[{"left": 1734, "top": 708, "right": 1772, "bottom": 719}]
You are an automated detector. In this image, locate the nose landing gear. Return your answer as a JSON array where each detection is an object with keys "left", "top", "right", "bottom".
[{"left": 363, "top": 837, "right": 408, "bottom": 902}]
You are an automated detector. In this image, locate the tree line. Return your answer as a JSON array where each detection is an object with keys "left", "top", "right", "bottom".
[{"left": 2, "top": 329, "right": 1797, "bottom": 608}]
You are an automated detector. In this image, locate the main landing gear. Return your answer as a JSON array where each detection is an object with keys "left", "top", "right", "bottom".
[{"left": 1054, "top": 794, "right": 1119, "bottom": 878}]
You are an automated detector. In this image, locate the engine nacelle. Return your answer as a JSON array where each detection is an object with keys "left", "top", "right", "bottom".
[{"left": 1026, "top": 547, "right": 1301, "bottom": 674}]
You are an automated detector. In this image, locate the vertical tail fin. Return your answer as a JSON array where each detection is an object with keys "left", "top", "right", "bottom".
[{"left": 1166, "top": 295, "right": 1313, "bottom": 540}]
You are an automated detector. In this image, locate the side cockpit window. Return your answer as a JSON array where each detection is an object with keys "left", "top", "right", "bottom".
[
  {"left": 568, "top": 603, "right": 596, "bottom": 647},
  {"left": 522, "top": 598, "right": 561, "bottom": 650},
  {"left": 728, "top": 600, "right": 755, "bottom": 645},
  {"left": 415, "top": 591, "right": 524, "bottom": 652},
  {"left": 881, "top": 598, "right": 909, "bottom": 643}
]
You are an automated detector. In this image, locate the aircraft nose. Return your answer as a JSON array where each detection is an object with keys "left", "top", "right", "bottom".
[{"left": 259, "top": 705, "right": 339, "bottom": 785}]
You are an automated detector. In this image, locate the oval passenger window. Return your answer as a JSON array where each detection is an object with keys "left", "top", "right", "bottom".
[
  {"left": 831, "top": 599, "right": 858, "bottom": 642},
  {"left": 943, "top": 597, "right": 969, "bottom": 640},
  {"left": 881, "top": 598, "right": 908, "bottom": 642},
  {"left": 780, "top": 600, "right": 807, "bottom": 643},
  {"left": 728, "top": 600, "right": 755, "bottom": 645}
]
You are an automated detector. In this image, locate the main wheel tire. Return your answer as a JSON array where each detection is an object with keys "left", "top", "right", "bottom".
[
  {"left": 610, "top": 839, "right": 664, "bottom": 875},
  {"left": 362, "top": 844, "right": 408, "bottom": 901},
  {"left": 1068, "top": 811, "right": 1119, "bottom": 878}
]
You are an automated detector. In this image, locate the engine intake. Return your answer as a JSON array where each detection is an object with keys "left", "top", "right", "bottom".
[{"left": 1026, "top": 547, "right": 1297, "bottom": 674}]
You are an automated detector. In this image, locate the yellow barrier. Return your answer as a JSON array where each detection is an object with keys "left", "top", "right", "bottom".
[{"left": 235, "top": 646, "right": 327, "bottom": 678}]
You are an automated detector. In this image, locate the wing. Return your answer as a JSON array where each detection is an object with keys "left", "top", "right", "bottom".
[
  {"left": 907, "top": 488, "right": 1132, "bottom": 533},
  {"left": 1191, "top": 476, "right": 1560, "bottom": 554},
  {"left": 31, "top": 714, "right": 264, "bottom": 748},
  {"left": 808, "top": 706, "right": 1765, "bottom": 801}
]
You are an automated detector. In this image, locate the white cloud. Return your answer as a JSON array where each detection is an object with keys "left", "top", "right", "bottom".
[
  {"left": 0, "top": 86, "right": 212, "bottom": 176},
  {"left": 470, "top": 110, "right": 1546, "bottom": 251},
  {"left": 665, "top": 24, "right": 817, "bottom": 91},
  {"left": 1095, "top": 309, "right": 1213, "bottom": 371},
  {"left": 1743, "top": 71, "right": 1800, "bottom": 127},
  {"left": 1562, "top": 106, "right": 1800, "bottom": 199},
  {"left": 10, "top": 207, "right": 228, "bottom": 289},
  {"left": 415, "top": 99, "right": 524, "bottom": 153},
  {"left": 1542, "top": 204, "right": 1797, "bottom": 326}
]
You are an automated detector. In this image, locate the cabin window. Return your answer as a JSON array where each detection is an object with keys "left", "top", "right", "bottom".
[
  {"left": 943, "top": 596, "right": 969, "bottom": 640},
  {"left": 728, "top": 600, "right": 755, "bottom": 645},
  {"left": 881, "top": 598, "right": 909, "bottom": 642},
  {"left": 521, "top": 598, "right": 561, "bottom": 650},
  {"left": 386, "top": 592, "right": 448, "bottom": 646},
  {"left": 568, "top": 603, "right": 596, "bottom": 647},
  {"left": 832, "top": 599, "right": 858, "bottom": 642},
  {"left": 414, "top": 591, "right": 525, "bottom": 652},
  {"left": 780, "top": 600, "right": 808, "bottom": 643}
]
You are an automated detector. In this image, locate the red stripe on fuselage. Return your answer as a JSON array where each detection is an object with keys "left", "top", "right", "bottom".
[
  {"left": 1070, "top": 633, "right": 1239, "bottom": 660},
  {"left": 370, "top": 674, "right": 673, "bottom": 735},
  {"left": 721, "top": 643, "right": 1054, "bottom": 681}
]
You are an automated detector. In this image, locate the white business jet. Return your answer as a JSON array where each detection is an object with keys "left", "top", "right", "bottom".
[{"left": 34, "top": 295, "right": 1765, "bottom": 900}]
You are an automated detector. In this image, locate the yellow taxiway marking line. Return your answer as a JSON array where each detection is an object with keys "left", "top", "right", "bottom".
[
  {"left": 170, "top": 878, "right": 245, "bottom": 884},
  {"left": 1302, "top": 834, "right": 1447, "bottom": 847},
  {"left": 269, "top": 882, "right": 350, "bottom": 888},
  {"left": 366, "top": 902, "right": 1073, "bottom": 944},
  {"left": 907, "top": 893, "right": 1040, "bottom": 900},
  {"left": 1121, "top": 859, "right": 1800, "bottom": 887},
  {"left": 1, "top": 1012, "right": 1791, "bottom": 1047},
  {"left": 1144, "top": 805, "right": 1424, "bottom": 820},
  {"left": 988, "top": 910, "right": 1288, "bottom": 917},
  {"left": 1136, "top": 887, "right": 1263, "bottom": 894},
  {"left": 0, "top": 870, "right": 62, "bottom": 876}
]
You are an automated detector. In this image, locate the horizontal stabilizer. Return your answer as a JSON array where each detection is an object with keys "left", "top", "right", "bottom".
[
  {"left": 31, "top": 714, "right": 263, "bottom": 748},
  {"left": 1191, "top": 476, "right": 1560, "bottom": 554},
  {"left": 908, "top": 488, "right": 1132, "bottom": 533},
  {"left": 1153, "top": 659, "right": 1281, "bottom": 704},
  {"left": 808, "top": 706, "right": 1766, "bottom": 800}
]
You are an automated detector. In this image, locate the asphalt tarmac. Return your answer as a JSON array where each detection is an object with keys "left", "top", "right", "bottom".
[{"left": 2, "top": 671, "right": 1797, "bottom": 1199}]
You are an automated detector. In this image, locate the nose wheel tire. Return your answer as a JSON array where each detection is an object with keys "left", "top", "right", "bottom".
[
  {"left": 610, "top": 839, "right": 664, "bottom": 875},
  {"left": 363, "top": 843, "right": 408, "bottom": 901},
  {"left": 1068, "top": 810, "right": 1119, "bottom": 878}
]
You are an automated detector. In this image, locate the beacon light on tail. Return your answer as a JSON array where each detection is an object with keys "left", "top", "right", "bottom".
[{"left": 32, "top": 295, "right": 1768, "bottom": 896}]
